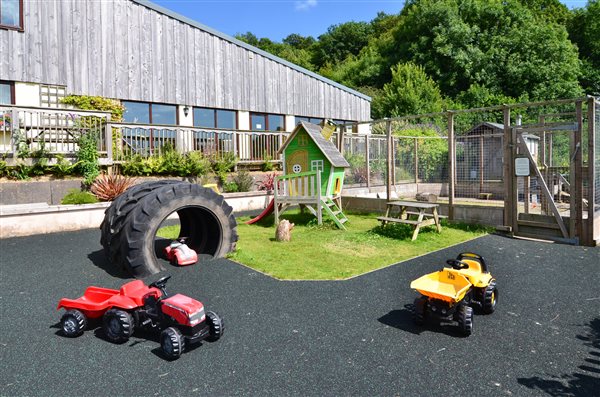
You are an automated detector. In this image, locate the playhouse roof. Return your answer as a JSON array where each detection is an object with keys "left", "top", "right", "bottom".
[{"left": 278, "top": 122, "right": 350, "bottom": 168}]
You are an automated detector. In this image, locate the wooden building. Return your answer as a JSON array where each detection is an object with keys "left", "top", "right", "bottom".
[{"left": 0, "top": 0, "right": 370, "bottom": 132}]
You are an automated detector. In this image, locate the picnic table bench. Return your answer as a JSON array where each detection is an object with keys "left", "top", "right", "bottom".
[{"left": 377, "top": 200, "right": 444, "bottom": 241}]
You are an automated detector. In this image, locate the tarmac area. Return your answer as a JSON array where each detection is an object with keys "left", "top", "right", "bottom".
[{"left": 0, "top": 229, "right": 599, "bottom": 396}]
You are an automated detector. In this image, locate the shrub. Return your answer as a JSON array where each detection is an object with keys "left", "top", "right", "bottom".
[
  {"left": 76, "top": 130, "right": 100, "bottom": 186},
  {"left": 0, "top": 159, "right": 7, "bottom": 177},
  {"left": 121, "top": 155, "right": 152, "bottom": 176},
  {"left": 90, "top": 173, "right": 136, "bottom": 201},
  {"left": 61, "top": 189, "right": 99, "bottom": 205},
  {"left": 223, "top": 181, "right": 239, "bottom": 193},
  {"left": 258, "top": 172, "right": 279, "bottom": 191},
  {"left": 52, "top": 155, "right": 78, "bottom": 178},
  {"left": 184, "top": 151, "right": 211, "bottom": 177},
  {"left": 211, "top": 152, "right": 238, "bottom": 185},
  {"left": 233, "top": 170, "right": 254, "bottom": 192}
]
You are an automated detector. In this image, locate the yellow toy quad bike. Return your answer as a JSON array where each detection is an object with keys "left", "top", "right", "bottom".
[{"left": 410, "top": 252, "right": 497, "bottom": 336}]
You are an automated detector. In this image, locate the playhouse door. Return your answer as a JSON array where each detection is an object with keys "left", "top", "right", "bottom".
[{"left": 286, "top": 150, "right": 308, "bottom": 174}]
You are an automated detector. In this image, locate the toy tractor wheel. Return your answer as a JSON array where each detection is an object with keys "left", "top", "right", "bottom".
[
  {"left": 413, "top": 297, "right": 427, "bottom": 326},
  {"left": 102, "top": 309, "right": 134, "bottom": 343},
  {"left": 482, "top": 281, "right": 498, "bottom": 314},
  {"left": 161, "top": 327, "right": 185, "bottom": 360},
  {"left": 61, "top": 309, "right": 87, "bottom": 337},
  {"left": 206, "top": 311, "right": 224, "bottom": 341},
  {"left": 457, "top": 305, "right": 473, "bottom": 336}
]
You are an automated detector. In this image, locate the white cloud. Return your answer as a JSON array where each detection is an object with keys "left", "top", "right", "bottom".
[{"left": 295, "top": 0, "right": 318, "bottom": 11}]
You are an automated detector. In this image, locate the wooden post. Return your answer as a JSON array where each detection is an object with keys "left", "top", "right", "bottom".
[
  {"left": 414, "top": 138, "right": 419, "bottom": 184},
  {"left": 587, "top": 97, "right": 597, "bottom": 246},
  {"left": 386, "top": 120, "right": 392, "bottom": 201},
  {"left": 337, "top": 125, "right": 344, "bottom": 154},
  {"left": 540, "top": 115, "right": 548, "bottom": 215},
  {"left": 365, "top": 135, "right": 370, "bottom": 188},
  {"left": 392, "top": 137, "right": 396, "bottom": 187},
  {"left": 573, "top": 101, "right": 584, "bottom": 242},
  {"left": 448, "top": 112, "right": 455, "bottom": 220},
  {"left": 503, "top": 106, "right": 513, "bottom": 230},
  {"left": 479, "top": 135, "right": 484, "bottom": 194},
  {"left": 512, "top": 124, "right": 519, "bottom": 234}
]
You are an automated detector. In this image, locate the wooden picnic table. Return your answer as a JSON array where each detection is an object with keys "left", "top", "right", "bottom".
[{"left": 377, "top": 200, "right": 443, "bottom": 241}]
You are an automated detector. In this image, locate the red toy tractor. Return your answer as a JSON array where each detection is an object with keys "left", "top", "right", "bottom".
[
  {"left": 57, "top": 276, "right": 223, "bottom": 359},
  {"left": 164, "top": 237, "right": 198, "bottom": 266}
]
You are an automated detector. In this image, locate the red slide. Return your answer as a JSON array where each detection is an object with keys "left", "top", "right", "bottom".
[{"left": 245, "top": 198, "right": 275, "bottom": 224}]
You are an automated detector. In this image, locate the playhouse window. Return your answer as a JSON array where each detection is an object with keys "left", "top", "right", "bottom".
[
  {"left": 298, "top": 135, "right": 308, "bottom": 146},
  {"left": 311, "top": 160, "right": 324, "bottom": 172}
]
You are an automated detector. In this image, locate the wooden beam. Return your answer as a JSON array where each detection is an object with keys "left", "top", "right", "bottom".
[
  {"left": 448, "top": 112, "right": 455, "bottom": 220},
  {"left": 587, "top": 97, "right": 597, "bottom": 246},
  {"left": 503, "top": 107, "right": 513, "bottom": 230},
  {"left": 365, "top": 135, "right": 370, "bottom": 188},
  {"left": 386, "top": 120, "right": 392, "bottom": 201},
  {"left": 574, "top": 101, "right": 584, "bottom": 242}
]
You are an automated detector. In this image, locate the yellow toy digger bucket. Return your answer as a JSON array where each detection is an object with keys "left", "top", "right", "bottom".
[{"left": 410, "top": 270, "right": 472, "bottom": 303}]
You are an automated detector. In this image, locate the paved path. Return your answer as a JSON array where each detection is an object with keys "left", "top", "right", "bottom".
[{"left": 1, "top": 230, "right": 599, "bottom": 396}]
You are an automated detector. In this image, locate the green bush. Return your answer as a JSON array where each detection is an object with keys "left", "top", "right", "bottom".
[
  {"left": 122, "top": 155, "right": 152, "bottom": 176},
  {"left": 211, "top": 152, "right": 238, "bottom": 185},
  {"left": 76, "top": 130, "right": 100, "bottom": 185},
  {"left": 184, "top": 151, "right": 211, "bottom": 177},
  {"left": 0, "top": 159, "right": 7, "bottom": 177},
  {"left": 223, "top": 181, "right": 239, "bottom": 193},
  {"left": 61, "top": 189, "right": 99, "bottom": 205},
  {"left": 52, "top": 155, "right": 78, "bottom": 178},
  {"left": 8, "top": 161, "right": 31, "bottom": 180},
  {"left": 233, "top": 170, "right": 254, "bottom": 192}
]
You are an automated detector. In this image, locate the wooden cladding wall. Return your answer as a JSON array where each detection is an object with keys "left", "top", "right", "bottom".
[{"left": 0, "top": 0, "right": 370, "bottom": 121}]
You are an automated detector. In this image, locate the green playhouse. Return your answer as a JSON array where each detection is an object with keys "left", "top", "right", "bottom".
[{"left": 274, "top": 121, "right": 350, "bottom": 229}]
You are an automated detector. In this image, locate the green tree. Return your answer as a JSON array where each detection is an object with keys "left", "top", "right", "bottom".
[
  {"left": 519, "top": 0, "right": 572, "bottom": 25},
  {"left": 312, "top": 21, "right": 374, "bottom": 69},
  {"left": 283, "top": 34, "right": 316, "bottom": 50},
  {"left": 386, "top": 0, "right": 582, "bottom": 100},
  {"left": 568, "top": 0, "right": 600, "bottom": 95},
  {"left": 371, "top": 63, "right": 444, "bottom": 118}
]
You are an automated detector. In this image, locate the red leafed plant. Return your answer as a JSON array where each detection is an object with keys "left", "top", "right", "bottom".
[
  {"left": 257, "top": 172, "right": 280, "bottom": 191},
  {"left": 90, "top": 173, "right": 136, "bottom": 201}
]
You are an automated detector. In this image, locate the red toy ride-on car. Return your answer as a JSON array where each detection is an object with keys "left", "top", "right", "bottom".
[
  {"left": 164, "top": 237, "right": 198, "bottom": 266},
  {"left": 57, "top": 276, "right": 223, "bottom": 359}
]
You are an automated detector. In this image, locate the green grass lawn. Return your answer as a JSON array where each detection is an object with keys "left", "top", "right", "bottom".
[{"left": 158, "top": 210, "right": 490, "bottom": 280}]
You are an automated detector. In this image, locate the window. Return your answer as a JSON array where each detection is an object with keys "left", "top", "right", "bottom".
[
  {"left": 0, "top": 0, "right": 23, "bottom": 30},
  {"left": 122, "top": 101, "right": 177, "bottom": 125},
  {"left": 311, "top": 160, "right": 324, "bottom": 172},
  {"left": 296, "top": 116, "right": 323, "bottom": 126},
  {"left": 193, "top": 107, "right": 236, "bottom": 129},
  {"left": 250, "top": 112, "right": 285, "bottom": 131},
  {"left": 0, "top": 81, "right": 14, "bottom": 104},
  {"left": 40, "top": 85, "right": 66, "bottom": 108}
]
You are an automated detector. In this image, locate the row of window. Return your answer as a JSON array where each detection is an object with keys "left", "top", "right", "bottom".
[
  {"left": 0, "top": 82, "right": 354, "bottom": 131},
  {"left": 122, "top": 100, "right": 351, "bottom": 132}
]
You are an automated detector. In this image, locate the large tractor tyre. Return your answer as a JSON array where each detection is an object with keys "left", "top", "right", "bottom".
[
  {"left": 206, "top": 311, "right": 224, "bottom": 342},
  {"left": 60, "top": 309, "right": 88, "bottom": 337},
  {"left": 102, "top": 309, "right": 134, "bottom": 343},
  {"left": 161, "top": 327, "right": 185, "bottom": 360},
  {"left": 457, "top": 305, "right": 473, "bottom": 336},
  {"left": 413, "top": 297, "right": 427, "bottom": 326},
  {"left": 481, "top": 281, "right": 498, "bottom": 314},
  {"left": 117, "top": 182, "right": 238, "bottom": 277},
  {"left": 100, "top": 180, "right": 185, "bottom": 264}
]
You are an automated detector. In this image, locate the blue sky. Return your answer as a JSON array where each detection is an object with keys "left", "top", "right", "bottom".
[{"left": 152, "top": 0, "right": 589, "bottom": 42}]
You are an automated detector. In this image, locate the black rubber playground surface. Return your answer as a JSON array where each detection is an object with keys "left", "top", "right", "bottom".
[{"left": 1, "top": 229, "right": 599, "bottom": 396}]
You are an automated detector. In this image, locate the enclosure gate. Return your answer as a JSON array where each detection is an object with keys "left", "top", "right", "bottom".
[{"left": 505, "top": 101, "right": 596, "bottom": 245}]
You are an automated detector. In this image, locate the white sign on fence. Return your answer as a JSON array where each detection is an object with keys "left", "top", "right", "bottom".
[{"left": 515, "top": 157, "right": 530, "bottom": 177}]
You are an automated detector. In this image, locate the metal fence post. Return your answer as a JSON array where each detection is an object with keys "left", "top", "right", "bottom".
[{"left": 105, "top": 115, "right": 113, "bottom": 165}]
